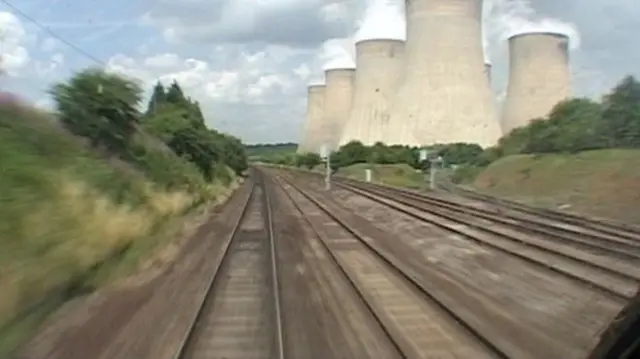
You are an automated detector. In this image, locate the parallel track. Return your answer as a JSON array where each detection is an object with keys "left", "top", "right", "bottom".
[
  {"left": 276, "top": 169, "right": 628, "bottom": 358},
  {"left": 455, "top": 186, "right": 640, "bottom": 241},
  {"left": 335, "top": 180, "right": 639, "bottom": 301},
  {"left": 352, "top": 177, "right": 640, "bottom": 245},
  {"left": 275, "top": 174, "right": 509, "bottom": 359},
  {"left": 172, "top": 170, "right": 284, "bottom": 359}
]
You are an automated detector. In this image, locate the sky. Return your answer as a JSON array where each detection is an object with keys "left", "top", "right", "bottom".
[{"left": 1, "top": 0, "right": 639, "bottom": 144}]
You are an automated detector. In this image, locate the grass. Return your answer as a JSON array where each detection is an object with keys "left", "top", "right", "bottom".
[
  {"left": 336, "top": 163, "right": 425, "bottom": 189},
  {"left": 0, "top": 102, "right": 238, "bottom": 356},
  {"left": 472, "top": 149, "right": 640, "bottom": 224}
]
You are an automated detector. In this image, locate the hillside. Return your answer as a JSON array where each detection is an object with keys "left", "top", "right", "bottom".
[
  {"left": 0, "top": 73, "right": 246, "bottom": 356},
  {"left": 472, "top": 149, "right": 640, "bottom": 224}
]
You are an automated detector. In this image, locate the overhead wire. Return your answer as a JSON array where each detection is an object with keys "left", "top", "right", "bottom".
[
  {"left": 0, "top": 0, "right": 107, "bottom": 66},
  {"left": 0, "top": 0, "right": 153, "bottom": 111}
]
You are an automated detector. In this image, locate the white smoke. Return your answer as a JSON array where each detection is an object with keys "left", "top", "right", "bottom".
[
  {"left": 355, "top": 0, "right": 405, "bottom": 42},
  {"left": 484, "top": 0, "right": 581, "bottom": 52},
  {"left": 317, "top": 0, "right": 405, "bottom": 74},
  {"left": 320, "top": 37, "right": 356, "bottom": 70}
]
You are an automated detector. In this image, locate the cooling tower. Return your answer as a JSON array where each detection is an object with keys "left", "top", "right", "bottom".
[
  {"left": 298, "top": 85, "right": 325, "bottom": 154},
  {"left": 385, "top": 0, "right": 502, "bottom": 147},
  {"left": 339, "top": 39, "right": 405, "bottom": 147},
  {"left": 320, "top": 68, "right": 355, "bottom": 150},
  {"left": 501, "top": 32, "right": 571, "bottom": 134}
]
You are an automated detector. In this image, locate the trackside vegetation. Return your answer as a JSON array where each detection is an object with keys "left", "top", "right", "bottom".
[{"left": 0, "top": 68, "right": 247, "bottom": 355}]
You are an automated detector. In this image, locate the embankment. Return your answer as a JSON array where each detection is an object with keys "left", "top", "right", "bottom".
[
  {"left": 472, "top": 149, "right": 640, "bottom": 224},
  {"left": 0, "top": 102, "right": 240, "bottom": 355}
]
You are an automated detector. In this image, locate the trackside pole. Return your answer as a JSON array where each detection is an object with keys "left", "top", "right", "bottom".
[
  {"left": 320, "top": 144, "right": 331, "bottom": 191},
  {"left": 419, "top": 148, "right": 442, "bottom": 191},
  {"left": 419, "top": 148, "right": 429, "bottom": 192}
]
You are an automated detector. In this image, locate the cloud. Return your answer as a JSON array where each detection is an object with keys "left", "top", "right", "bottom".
[
  {"left": 141, "top": 0, "right": 358, "bottom": 47},
  {"left": 0, "top": 11, "right": 30, "bottom": 75},
  {"left": 103, "top": 44, "right": 310, "bottom": 143},
  {"left": 106, "top": 48, "right": 297, "bottom": 105}
]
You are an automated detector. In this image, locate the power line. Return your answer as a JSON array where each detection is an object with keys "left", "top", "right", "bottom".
[
  {"left": 0, "top": 0, "right": 149, "bottom": 111},
  {"left": 0, "top": 0, "right": 107, "bottom": 67}
]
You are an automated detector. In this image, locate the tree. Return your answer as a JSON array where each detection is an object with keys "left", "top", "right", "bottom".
[
  {"left": 295, "top": 152, "right": 322, "bottom": 170},
  {"left": 166, "top": 81, "right": 187, "bottom": 105},
  {"left": 434, "top": 143, "right": 484, "bottom": 165},
  {"left": 601, "top": 75, "right": 640, "bottom": 148},
  {"left": 146, "top": 81, "right": 166, "bottom": 115},
  {"left": 543, "top": 98, "right": 605, "bottom": 153},
  {"left": 141, "top": 79, "right": 248, "bottom": 179},
  {"left": 50, "top": 67, "right": 142, "bottom": 154}
]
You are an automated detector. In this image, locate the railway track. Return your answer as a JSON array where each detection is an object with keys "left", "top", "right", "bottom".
[
  {"left": 454, "top": 186, "right": 640, "bottom": 241},
  {"left": 334, "top": 179, "right": 639, "bottom": 301},
  {"left": 273, "top": 174, "right": 507, "bottom": 358},
  {"left": 274, "top": 168, "right": 628, "bottom": 358},
  {"left": 350, "top": 178, "right": 640, "bottom": 251},
  {"left": 172, "top": 170, "right": 284, "bottom": 359}
]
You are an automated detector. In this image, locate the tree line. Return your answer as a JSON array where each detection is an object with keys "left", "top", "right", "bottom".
[
  {"left": 50, "top": 67, "right": 248, "bottom": 189},
  {"left": 266, "top": 74, "right": 640, "bottom": 181}
]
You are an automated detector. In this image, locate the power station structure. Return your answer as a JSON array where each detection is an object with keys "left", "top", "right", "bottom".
[
  {"left": 501, "top": 31, "right": 572, "bottom": 134},
  {"left": 298, "top": 1, "right": 577, "bottom": 150},
  {"left": 384, "top": 0, "right": 502, "bottom": 147},
  {"left": 320, "top": 68, "right": 356, "bottom": 150},
  {"left": 339, "top": 39, "right": 405, "bottom": 147},
  {"left": 298, "top": 84, "right": 325, "bottom": 154}
]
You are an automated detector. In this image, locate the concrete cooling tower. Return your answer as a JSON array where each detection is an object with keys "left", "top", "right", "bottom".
[
  {"left": 339, "top": 39, "right": 405, "bottom": 147},
  {"left": 384, "top": 0, "right": 502, "bottom": 148},
  {"left": 319, "top": 68, "right": 356, "bottom": 150},
  {"left": 298, "top": 85, "right": 325, "bottom": 154},
  {"left": 501, "top": 32, "right": 572, "bottom": 134}
]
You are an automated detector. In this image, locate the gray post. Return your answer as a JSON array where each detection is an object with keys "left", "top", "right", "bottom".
[
  {"left": 429, "top": 156, "right": 442, "bottom": 191},
  {"left": 320, "top": 144, "right": 331, "bottom": 191},
  {"left": 419, "top": 148, "right": 429, "bottom": 192},
  {"left": 325, "top": 152, "right": 331, "bottom": 191},
  {"left": 429, "top": 159, "right": 436, "bottom": 190}
]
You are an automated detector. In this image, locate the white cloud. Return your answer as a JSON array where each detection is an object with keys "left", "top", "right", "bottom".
[
  {"left": 35, "top": 52, "right": 64, "bottom": 76},
  {"left": 0, "top": 11, "right": 30, "bottom": 75},
  {"left": 103, "top": 44, "right": 306, "bottom": 141},
  {"left": 142, "top": 0, "right": 358, "bottom": 46},
  {"left": 107, "top": 53, "right": 242, "bottom": 102},
  {"left": 40, "top": 37, "right": 60, "bottom": 52}
]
